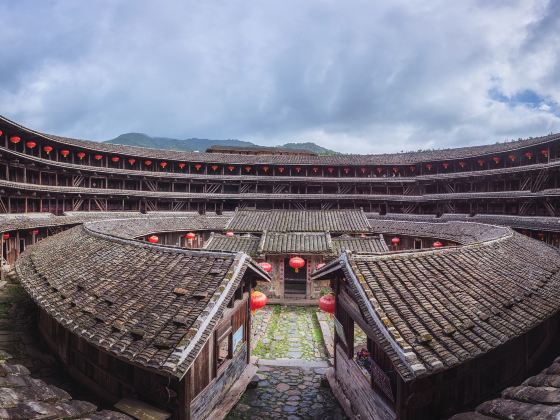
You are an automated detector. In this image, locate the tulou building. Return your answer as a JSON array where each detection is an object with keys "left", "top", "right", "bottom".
[{"left": 2, "top": 115, "right": 560, "bottom": 419}]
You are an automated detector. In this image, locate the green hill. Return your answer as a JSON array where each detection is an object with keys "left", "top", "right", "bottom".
[{"left": 105, "top": 133, "right": 338, "bottom": 155}]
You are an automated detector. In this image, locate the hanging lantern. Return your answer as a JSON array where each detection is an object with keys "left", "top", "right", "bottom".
[
  {"left": 225, "top": 231, "right": 234, "bottom": 237},
  {"left": 541, "top": 149, "right": 549, "bottom": 157},
  {"left": 343, "top": 168, "right": 350, "bottom": 174},
  {"left": 289, "top": 256, "right": 305, "bottom": 273},
  {"left": 144, "top": 160, "right": 152, "bottom": 166},
  {"left": 477, "top": 159, "right": 485, "bottom": 166},
  {"left": 194, "top": 164, "right": 202, "bottom": 171},
  {"left": 458, "top": 161, "right": 466, "bottom": 168},
  {"left": 43, "top": 145, "right": 53, "bottom": 154},
  {"left": 392, "top": 167, "right": 399, "bottom": 173},
  {"left": 2, "top": 233, "right": 10, "bottom": 240},
  {"left": 409, "top": 165, "right": 416, "bottom": 172},
  {"left": 26, "top": 141, "right": 37, "bottom": 149},
  {"left": 258, "top": 262, "right": 272, "bottom": 273},
  {"left": 391, "top": 237, "right": 400, "bottom": 245},
  {"left": 228, "top": 165, "right": 235, "bottom": 172},
  {"left": 60, "top": 149, "right": 70, "bottom": 158},
  {"left": 77, "top": 152, "right": 86, "bottom": 160},
  {"left": 185, "top": 232, "right": 196, "bottom": 241},
  {"left": 250, "top": 291, "right": 268, "bottom": 313},
  {"left": 524, "top": 151, "right": 533, "bottom": 160},
  {"left": 376, "top": 167, "right": 383, "bottom": 174},
  {"left": 211, "top": 165, "right": 219, "bottom": 171},
  {"left": 178, "top": 163, "right": 186, "bottom": 169},
  {"left": 30, "top": 229, "right": 39, "bottom": 236},
  {"left": 327, "top": 167, "right": 334, "bottom": 173},
  {"left": 315, "top": 262, "right": 326, "bottom": 270},
  {"left": 148, "top": 235, "right": 159, "bottom": 243},
  {"left": 492, "top": 156, "right": 501, "bottom": 164},
  {"left": 295, "top": 167, "right": 302, "bottom": 173},
  {"left": 442, "top": 162, "right": 449, "bottom": 169},
  {"left": 360, "top": 167, "right": 367, "bottom": 174},
  {"left": 111, "top": 156, "right": 120, "bottom": 163},
  {"left": 0, "top": 130, "right": 2, "bottom": 136},
  {"left": 508, "top": 154, "right": 516, "bottom": 162},
  {"left": 278, "top": 167, "right": 285, "bottom": 173},
  {"left": 312, "top": 167, "right": 319, "bottom": 173},
  {"left": 262, "top": 166, "right": 269, "bottom": 173},
  {"left": 9, "top": 136, "right": 21, "bottom": 144},
  {"left": 245, "top": 166, "right": 252, "bottom": 172},
  {"left": 128, "top": 158, "right": 136, "bottom": 165},
  {"left": 426, "top": 163, "right": 433, "bottom": 171},
  {"left": 94, "top": 154, "right": 103, "bottom": 161},
  {"left": 319, "top": 293, "right": 335, "bottom": 314},
  {"left": 433, "top": 241, "right": 443, "bottom": 248},
  {"left": 160, "top": 161, "right": 167, "bottom": 168}
]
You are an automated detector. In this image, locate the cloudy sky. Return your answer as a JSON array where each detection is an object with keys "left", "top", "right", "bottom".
[{"left": 0, "top": 0, "right": 559, "bottom": 153}]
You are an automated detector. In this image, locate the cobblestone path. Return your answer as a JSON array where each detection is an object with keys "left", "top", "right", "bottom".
[
  {"left": 228, "top": 305, "right": 347, "bottom": 419},
  {"left": 226, "top": 364, "right": 346, "bottom": 419},
  {"left": 252, "top": 306, "right": 328, "bottom": 361}
]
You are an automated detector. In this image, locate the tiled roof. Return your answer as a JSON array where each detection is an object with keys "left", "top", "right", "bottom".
[
  {"left": 203, "top": 234, "right": 261, "bottom": 255},
  {"left": 331, "top": 234, "right": 389, "bottom": 253},
  {"left": 15, "top": 225, "right": 267, "bottom": 379},
  {"left": 451, "top": 356, "right": 560, "bottom": 419},
  {"left": 225, "top": 209, "right": 371, "bottom": 233},
  {"left": 260, "top": 231, "right": 332, "bottom": 254},
  {"left": 315, "top": 231, "right": 560, "bottom": 380},
  {"left": 3, "top": 114, "right": 560, "bottom": 165}
]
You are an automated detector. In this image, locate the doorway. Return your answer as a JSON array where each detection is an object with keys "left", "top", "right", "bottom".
[{"left": 283, "top": 257, "right": 307, "bottom": 297}]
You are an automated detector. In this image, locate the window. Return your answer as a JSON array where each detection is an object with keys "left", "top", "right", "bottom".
[{"left": 215, "top": 325, "right": 232, "bottom": 372}]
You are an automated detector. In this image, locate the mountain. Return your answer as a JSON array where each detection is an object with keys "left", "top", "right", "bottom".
[{"left": 104, "top": 133, "right": 338, "bottom": 155}]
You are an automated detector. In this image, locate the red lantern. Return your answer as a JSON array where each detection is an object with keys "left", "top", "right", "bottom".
[
  {"left": 278, "top": 167, "right": 285, "bottom": 173},
  {"left": 295, "top": 167, "right": 302, "bottom": 173},
  {"left": 391, "top": 237, "right": 400, "bottom": 245},
  {"left": 245, "top": 166, "right": 252, "bottom": 172},
  {"left": 178, "top": 163, "right": 186, "bottom": 169},
  {"left": 194, "top": 164, "right": 202, "bottom": 171},
  {"left": 327, "top": 167, "right": 334, "bottom": 173},
  {"left": 250, "top": 291, "right": 268, "bottom": 313},
  {"left": 392, "top": 167, "right": 399, "bottom": 173},
  {"left": 259, "top": 262, "right": 272, "bottom": 273},
  {"left": 376, "top": 167, "right": 383, "bottom": 173},
  {"left": 312, "top": 167, "right": 319, "bottom": 173},
  {"left": 60, "top": 149, "right": 70, "bottom": 158},
  {"left": 111, "top": 156, "right": 120, "bottom": 163},
  {"left": 43, "top": 145, "right": 53, "bottom": 154},
  {"left": 508, "top": 154, "right": 516, "bottom": 162},
  {"left": 185, "top": 232, "right": 196, "bottom": 241},
  {"left": 144, "top": 160, "right": 152, "bottom": 166},
  {"left": 541, "top": 149, "right": 549, "bottom": 157},
  {"left": 211, "top": 165, "right": 219, "bottom": 171},
  {"left": 128, "top": 158, "right": 136, "bottom": 165},
  {"left": 148, "top": 235, "right": 159, "bottom": 243},
  {"left": 289, "top": 256, "right": 305, "bottom": 273},
  {"left": 315, "top": 262, "right": 326, "bottom": 270},
  {"left": 228, "top": 165, "right": 235, "bottom": 172},
  {"left": 409, "top": 165, "right": 416, "bottom": 172},
  {"left": 225, "top": 231, "right": 234, "bottom": 237},
  {"left": 433, "top": 241, "right": 443, "bottom": 248},
  {"left": 94, "top": 154, "right": 103, "bottom": 161},
  {"left": 524, "top": 151, "right": 533, "bottom": 160},
  {"left": 477, "top": 159, "right": 485, "bottom": 166},
  {"left": 77, "top": 152, "right": 86, "bottom": 160},
  {"left": 30, "top": 229, "right": 39, "bottom": 235},
  {"left": 9, "top": 136, "right": 21, "bottom": 144},
  {"left": 262, "top": 166, "right": 269, "bottom": 173},
  {"left": 426, "top": 163, "right": 433, "bottom": 171},
  {"left": 160, "top": 161, "right": 167, "bottom": 168},
  {"left": 0, "top": 130, "right": 2, "bottom": 136},
  {"left": 2, "top": 233, "right": 9, "bottom": 240},
  {"left": 442, "top": 162, "right": 449, "bottom": 169},
  {"left": 459, "top": 161, "right": 466, "bottom": 168},
  {"left": 343, "top": 168, "right": 350, "bottom": 174},
  {"left": 26, "top": 141, "right": 37, "bottom": 149},
  {"left": 492, "top": 156, "right": 501, "bottom": 164},
  {"left": 319, "top": 294, "right": 335, "bottom": 314}
]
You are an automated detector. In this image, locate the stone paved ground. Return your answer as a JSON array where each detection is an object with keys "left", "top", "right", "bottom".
[
  {"left": 252, "top": 306, "right": 328, "bottom": 361},
  {"left": 228, "top": 305, "right": 347, "bottom": 419}
]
